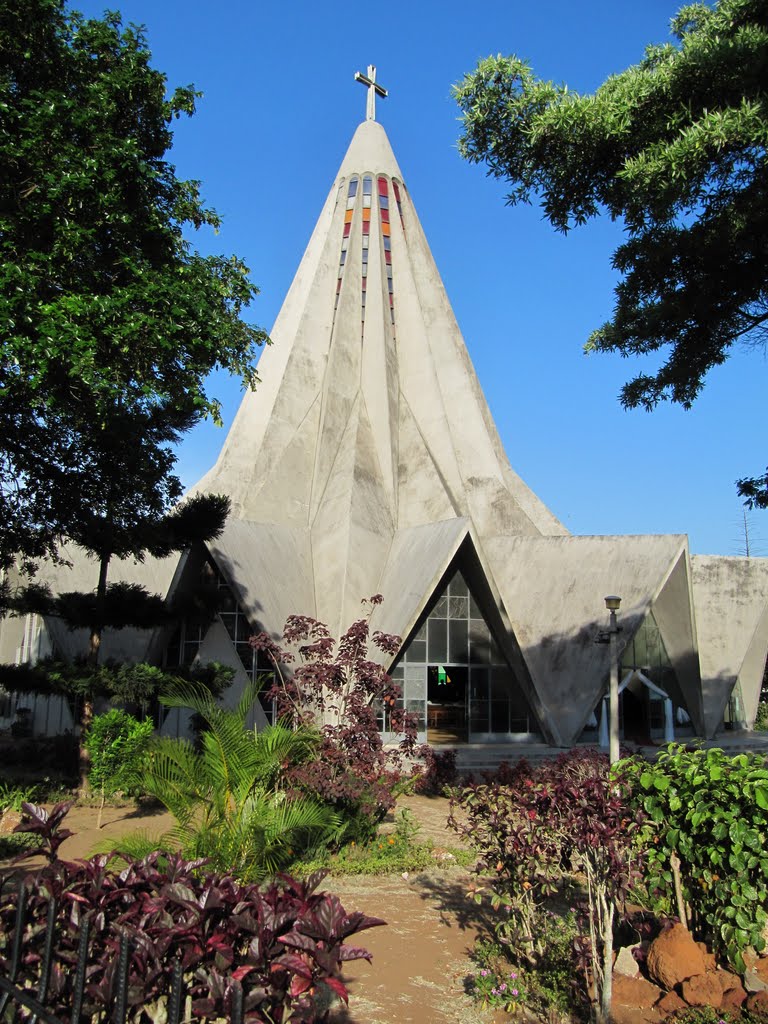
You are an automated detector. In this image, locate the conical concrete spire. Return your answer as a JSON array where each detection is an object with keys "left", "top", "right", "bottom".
[{"left": 195, "top": 118, "right": 566, "bottom": 636}]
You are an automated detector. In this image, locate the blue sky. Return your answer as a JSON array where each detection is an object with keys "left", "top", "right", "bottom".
[{"left": 76, "top": 0, "right": 767, "bottom": 556}]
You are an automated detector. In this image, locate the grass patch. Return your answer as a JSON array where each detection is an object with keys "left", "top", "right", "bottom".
[{"left": 298, "top": 808, "right": 473, "bottom": 876}]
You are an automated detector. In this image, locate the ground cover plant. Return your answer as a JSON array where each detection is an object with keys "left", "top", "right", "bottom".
[
  {"left": 622, "top": 743, "right": 768, "bottom": 971},
  {"left": 0, "top": 802, "right": 382, "bottom": 1022},
  {"left": 299, "top": 807, "right": 472, "bottom": 877},
  {"left": 251, "top": 598, "right": 417, "bottom": 844},
  {"left": 451, "top": 749, "right": 644, "bottom": 1024}
]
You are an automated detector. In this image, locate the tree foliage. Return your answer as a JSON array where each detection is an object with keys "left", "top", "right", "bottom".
[
  {"left": 454, "top": 0, "right": 768, "bottom": 504},
  {"left": 0, "top": 0, "right": 267, "bottom": 566}
]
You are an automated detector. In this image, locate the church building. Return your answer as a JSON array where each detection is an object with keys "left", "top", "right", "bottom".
[{"left": 3, "top": 71, "right": 768, "bottom": 749}]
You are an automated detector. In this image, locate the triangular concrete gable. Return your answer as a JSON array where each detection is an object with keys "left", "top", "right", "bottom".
[
  {"left": 485, "top": 535, "right": 688, "bottom": 745},
  {"left": 651, "top": 548, "right": 704, "bottom": 734}
]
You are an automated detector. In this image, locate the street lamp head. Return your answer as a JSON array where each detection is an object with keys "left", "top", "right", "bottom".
[{"left": 604, "top": 595, "right": 622, "bottom": 611}]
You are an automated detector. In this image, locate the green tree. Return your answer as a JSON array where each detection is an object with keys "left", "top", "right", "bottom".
[
  {"left": 0, "top": 0, "right": 267, "bottom": 567},
  {"left": 454, "top": 0, "right": 768, "bottom": 504}
]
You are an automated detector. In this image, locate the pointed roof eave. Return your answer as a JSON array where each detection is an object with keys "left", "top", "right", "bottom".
[
  {"left": 368, "top": 518, "right": 470, "bottom": 646},
  {"left": 207, "top": 519, "right": 315, "bottom": 640},
  {"left": 485, "top": 534, "right": 690, "bottom": 745}
]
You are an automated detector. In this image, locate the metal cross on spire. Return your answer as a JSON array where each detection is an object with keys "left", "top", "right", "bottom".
[{"left": 354, "top": 65, "right": 387, "bottom": 122}]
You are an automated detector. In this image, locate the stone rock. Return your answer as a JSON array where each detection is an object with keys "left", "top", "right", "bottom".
[
  {"left": 612, "top": 973, "right": 663, "bottom": 1011},
  {"left": 718, "top": 969, "right": 743, "bottom": 993},
  {"left": 680, "top": 973, "right": 723, "bottom": 1008},
  {"left": 721, "top": 982, "right": 748, "bottom": 1010},
  {"left": 0, "top": 810, "right": 21, "bottom": 835},
  {"left": 430, "top": 847, "right": 456, "bottom": 862},
  {"left": 655, "top": 990, "right": 687, "bottom": 1014},
  {"left": 744, "top": 966, "right": 768, "bottom": 994},
  {"left": 695, "top": 941, "right": 718, "bottom": 972},
  {"left": 646, "top": 924, "right": 707, "bottom": 991},
  {"left": 615, "top": 945, "right": 640, "bottom": 978},
  {"left": 747, "top": 990, "right": 768, "bottom": 1012}
]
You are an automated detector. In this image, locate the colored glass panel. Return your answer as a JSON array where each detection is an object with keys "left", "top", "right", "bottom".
[
  {"left": 383, "top": 236, "right": 391, "bottom": 250},
  {"left": 343, "top": 223, "right": 351, "bottom": 238},
  {"left": 385, "top": 250, "right": 392, "bottom": 264},
  {"left": 379, "top": 195, "right": 389, "bottom": 209},
  {"left": 348, "top": 179, "right": 358, "bottom": 198},
  {"left": 363, "top": 177, "right": 373, "bottom": 194},
  {"left": 344, "top": 209, "right": 353, "bottom": 223},
  {"left": 339, "top": 251, "right": 346, "bottom": 265},
  {"left": 378, "top": 177, "right": 388, "bottom": 196},
  {"left": 381, "top": 208, "right": 390, "bottom": 222},
  {"left": 363, "top": 195, "right": 371, "bottom": 208},
  {"left": 382, "top": 222, "right": 390, "bottom": 236}
]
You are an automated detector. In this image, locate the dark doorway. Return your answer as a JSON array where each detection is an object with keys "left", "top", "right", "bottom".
[
  {"left": 622, "top": 687, "right": 650, "bottom": 743},
  {"left": 427, "top": 665, "right": 467, "bottom": 743}
]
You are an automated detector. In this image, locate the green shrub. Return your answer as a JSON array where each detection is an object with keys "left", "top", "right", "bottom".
[
  {"left": 755, "top": 701, "right": 768, "bottom": 731},
  {"left": 118, "top": 680, "right": 341, "bottom": 881},
  {"left": 622, "top": 744, "right": 768, "bottom": 971},
  {"left": 84, "top": 708, "right": 154, "bottom": 826}
]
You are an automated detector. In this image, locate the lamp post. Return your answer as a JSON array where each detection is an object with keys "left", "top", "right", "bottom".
[{"left": 604, "top": 595, "right": 622, "bottom": 766}]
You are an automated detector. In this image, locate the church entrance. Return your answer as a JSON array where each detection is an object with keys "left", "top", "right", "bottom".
[
  {"left": 384, "top": 565, "right": 539, "bottom": 745},
  {"left": 427, "top": 665, "right": 467, "bottom": 743}
]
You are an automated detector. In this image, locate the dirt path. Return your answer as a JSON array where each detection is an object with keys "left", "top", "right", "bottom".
[{"left": 2, "top": 795, "right": 500, "bottom": 1024}]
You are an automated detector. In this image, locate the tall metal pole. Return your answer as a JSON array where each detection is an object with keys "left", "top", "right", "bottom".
[
  {"left": 604, "top": 595, "right": 622, "bottom": 766},
  {"left": 608, "top": 606, "right": 620, "bottom": 766}
]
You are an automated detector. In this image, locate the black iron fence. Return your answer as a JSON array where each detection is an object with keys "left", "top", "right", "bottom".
[{"left": 0, "top": 880, "right": 242, "bottom": 1024}]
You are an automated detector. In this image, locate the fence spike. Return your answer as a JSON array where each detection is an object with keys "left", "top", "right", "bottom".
[
  {"left": 113, "top": 932, "right": 130, "bottom": 1024},
  {"left": 168, "top": 956, "right": 184, "bottom": 1024},
  {"left": 69, "top": 913, "right": 91, "bottom": 1024}
]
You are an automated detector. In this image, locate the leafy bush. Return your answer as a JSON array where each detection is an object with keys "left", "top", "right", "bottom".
[
  {"left": 412, "top": 745, "right": 459, "bottom": 795},
  {"left": 2, "top": 805, "right": 383, "bottom": 1022},
  {"left": 755, "top": 701, "right": 768, "bottom": 731},
  {"left": 128, "top": 680, "right": 341, "bottom": 880},
  {"left": 622, "top": 743, "right": 768, "bottom": 971},
  {"left": 451, "top": 749, "right": 643, "bottom": 1024},
  {"left": 251, "top": 599, "right": 417, "bottom": 843},
  {"left": 84, "top": 708, "right": 154, "bottom": 825}
]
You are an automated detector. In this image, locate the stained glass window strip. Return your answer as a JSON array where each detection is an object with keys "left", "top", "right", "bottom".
[
  {"left": 334, "top": 178, "right": 358, "bottom": 315},
  {"left": 377, "top": 176, "right": 396, "bottom": 325}
]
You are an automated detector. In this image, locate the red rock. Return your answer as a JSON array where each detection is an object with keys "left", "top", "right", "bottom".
[
  {"left": 747, "top": 991, "right": 768, "bottom": 1012},
  {"left": 718, "top": 969, "right": 743, "bottom": 993},
  {"left": 721, "top": 983, "right": 748, "bottom": 1009},
  {"left": 695, "top": 942, "right": 718, "bottom": 972},
  {"left": 753, "top": 956, "right": 768, "bottom": 987},
  {"left": 681, "top": 973, "right": 723, "bottom": 1008},
  {"left": 612, "top": 973, "right": 663, "bottom": 1010},
  {"left": 655, "top": 990, "right": 687, "bottom": 1013},
  {"left": 646, "top": 924, "right": 708, "bottom": 990}
]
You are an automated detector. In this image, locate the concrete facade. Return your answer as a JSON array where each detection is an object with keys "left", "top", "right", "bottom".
[{"left": 3, "top": 116, "right": 767, "bottom": 745}]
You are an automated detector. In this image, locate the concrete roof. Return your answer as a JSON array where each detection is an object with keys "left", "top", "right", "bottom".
[
  {"left": 484, "top": 534, "right": 697, "bottom": 744},
  {"left": 692, "top": 555, "right": 768, "bottom": 731}
]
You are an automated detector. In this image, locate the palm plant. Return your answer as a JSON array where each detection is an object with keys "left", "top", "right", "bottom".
[{"left": 115, "top": 679, "right": 341, "bottom": 880}]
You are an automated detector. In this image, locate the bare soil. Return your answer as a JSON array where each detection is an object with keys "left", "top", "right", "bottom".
[{"left": 2, "top": 795, "right": 501, "bottom": 1024}]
